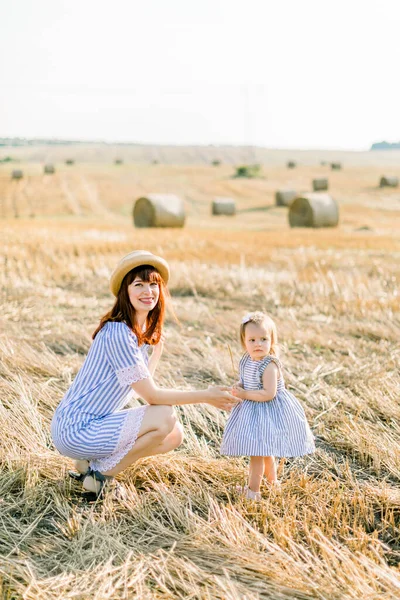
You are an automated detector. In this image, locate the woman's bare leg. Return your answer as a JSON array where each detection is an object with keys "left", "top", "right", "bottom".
[
  {"left": 137, "top": 422, "right": 184, "bottom": 460},
  {"left": 134, "top": 404, "right": 178, "bottom": 444},
  {"left": 104, "top": 421, "right": 184, "bottom": 476},
  {"left": 82, "top": 405, "right": 182, "bottom": 493},
  {"left": 73, "top": 459, "right": 89, "bottom": 474}
]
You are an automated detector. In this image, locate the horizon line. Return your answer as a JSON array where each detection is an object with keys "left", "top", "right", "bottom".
[{"left": 0, "top": 135, "right": 387, "bottom": 153}]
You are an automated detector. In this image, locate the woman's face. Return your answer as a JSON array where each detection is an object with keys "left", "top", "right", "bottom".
[{"left": 128, "top": 276, "right": 160, "bottom": 313}]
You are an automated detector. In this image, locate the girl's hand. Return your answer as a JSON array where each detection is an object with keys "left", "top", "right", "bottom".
[
  {"left": 232, "top": 385, "right": 247, "bottom": 400},
  {"left": 207, "top": 386, "right": 242, "bottom": 411}
]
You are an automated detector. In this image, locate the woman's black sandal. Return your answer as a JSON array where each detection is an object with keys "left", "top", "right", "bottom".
[
  {"left": 82, "top": 468, "right": 127, "bottom": 500},
  {"left": 68, "top": 470, "right": 88, "bottom": 482},
  {"left": 68, "top": 460, "right": 90, "bottom": 482}
]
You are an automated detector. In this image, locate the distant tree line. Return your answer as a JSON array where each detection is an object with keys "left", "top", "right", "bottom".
[
  {"left": 0, "top": 138, "right": 81, "bottom": 147},
  {"left": 0, "top": 138, "right": 142, "bottom": 147},
  {"left": 370, "top": 141, "right": 400, "bottom": 150}
]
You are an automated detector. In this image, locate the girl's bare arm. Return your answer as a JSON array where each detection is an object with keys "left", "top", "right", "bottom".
[{"left": 232, "top": 363, "right": 279, "bottom": 402}]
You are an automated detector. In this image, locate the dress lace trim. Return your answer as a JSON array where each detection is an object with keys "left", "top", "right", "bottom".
[
  {"left": 116, "top": 363, "right": 150, "bottom": 387},
  {"left": 89, "top": 405, "right": 148, "bottom": 473}
]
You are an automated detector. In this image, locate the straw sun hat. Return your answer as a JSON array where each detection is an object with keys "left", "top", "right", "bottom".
[{"left": 110, "top": 250, "right": 170, "bottom": 296}]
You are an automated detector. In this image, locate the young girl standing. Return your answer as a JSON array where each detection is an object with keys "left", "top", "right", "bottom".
[{"left": 221, "top": 311, "right": 315, "bottom": 500}]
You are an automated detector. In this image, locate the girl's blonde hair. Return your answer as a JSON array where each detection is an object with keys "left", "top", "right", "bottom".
[{"left": 240, "top": 311, "right": 279, "bottom": 356}]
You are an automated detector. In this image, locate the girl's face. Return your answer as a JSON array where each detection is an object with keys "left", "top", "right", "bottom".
[
  {"left": 128, "top": 276, "right": 160, "bottom": 313},
  {"left": 244, "top": 321, "right": 271, "bottom": 360}
]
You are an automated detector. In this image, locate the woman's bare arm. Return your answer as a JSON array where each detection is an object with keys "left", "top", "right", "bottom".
[
  {"left": 147, "top": 335, "right": 164, "bottom": 377},
  {"left": 148, "top": 347, "right": 162, "bottom": 377},
  {"left": 132, "top": 375, "right": 240, "bottom": 411}
]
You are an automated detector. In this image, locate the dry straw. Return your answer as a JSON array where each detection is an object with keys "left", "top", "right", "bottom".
[
  {"left": 1, "top": 163, "right": 400, "bottom": 599},
  {"left": 227, "top": 344, "right": 237, "bottom": 380},
  {"left": 133, "top": 193, "right": 186, "bottom": 227}
]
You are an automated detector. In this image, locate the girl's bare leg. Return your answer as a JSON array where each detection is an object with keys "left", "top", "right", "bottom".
[
  {"left": 248, "top": 456, "right": 265, "bottom": 493},
  {"left": 277, "top": 457, "right": 285, "bottom": 479},
  {"left": 264, "top": 456, "right": 278, "bottom": 483}
]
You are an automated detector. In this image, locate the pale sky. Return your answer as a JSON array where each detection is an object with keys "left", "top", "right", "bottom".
[{"left": 1, "top": 0, "right": 399, "bottom": 150}]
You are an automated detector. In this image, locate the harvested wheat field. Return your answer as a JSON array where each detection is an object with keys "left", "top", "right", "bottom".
[{"left": 0, "top": 147, "right": 400, "bottom": 599}]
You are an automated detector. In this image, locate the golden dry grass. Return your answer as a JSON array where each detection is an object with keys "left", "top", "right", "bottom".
[{"left": 0, "top": 151, "right": 399, "bottom": 598}]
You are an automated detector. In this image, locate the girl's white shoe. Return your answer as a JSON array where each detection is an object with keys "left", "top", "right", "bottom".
[
  {"left": 234, "top": 482, "right": 280, "bottom": 501},
  {"left": 245, "top": 488, "right": 262, "bottom": 501},
  {"left": 267, "top": 479, "right": 282, "bottom": 489}
]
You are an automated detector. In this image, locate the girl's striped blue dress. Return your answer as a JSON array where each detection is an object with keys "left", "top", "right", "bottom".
[
  {"left": 220, "top": 354, "right": 315, "bottom": 457},
  {"left": 51, "top": 322, "right": 150, "bottom": 473}
]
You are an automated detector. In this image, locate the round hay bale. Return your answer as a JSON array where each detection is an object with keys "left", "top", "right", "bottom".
[
  {"left": 289, "top": 193, "right": 339, "bottom": 228},
  {"left": 133, "top": 194, "right": 185, "bottom": 228},
  {"left": 44, "top": 164, "right": 55, "bottom": 174},
  {"left": 380, "top": 176, "right": 398, "bottom": 188},
  {"left": 331, "top": 162, "right": 342, "bottom": 170},
  {"left": 11, "top": 169, "right": 23, "bottom": 180},
  {"left": 312, "top": 178, "right": 328, "bottom": 191},
  {"left": 65, "top": 159, "right": 75, "bottom": 165},
  {"left": 212, "top": 197, "right": 236, "bottom": 216},
  {"left": 275, "top": 189, "right": 297, "bottom": 207},
  {"left": 287, "top": 161, "right": 296, "bottom": 169}
]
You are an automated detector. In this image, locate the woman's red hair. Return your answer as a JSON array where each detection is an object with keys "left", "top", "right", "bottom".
[{"left": 92, "top": 265, "right": 167, "bottom": 345}]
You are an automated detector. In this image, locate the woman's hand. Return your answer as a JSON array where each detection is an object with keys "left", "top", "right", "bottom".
[{"left": 207, "top": 386, "right": 242, "bottom": 411}]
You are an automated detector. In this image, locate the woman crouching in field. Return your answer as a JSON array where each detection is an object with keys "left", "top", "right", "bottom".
[{"left": 51, "top": 250, "right": 239, "bottom": 499}]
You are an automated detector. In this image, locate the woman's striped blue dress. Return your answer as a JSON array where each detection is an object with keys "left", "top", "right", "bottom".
[
  {"left": 220, "top": 354, "right": 315, "bottom": 457},
  {"left": 51, "top": 322, "right": 150, "bottom": 472}
]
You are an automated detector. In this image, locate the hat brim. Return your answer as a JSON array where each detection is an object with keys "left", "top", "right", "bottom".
[{"left": 110, "top": 251, "right": 170, "bottom": 296}]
